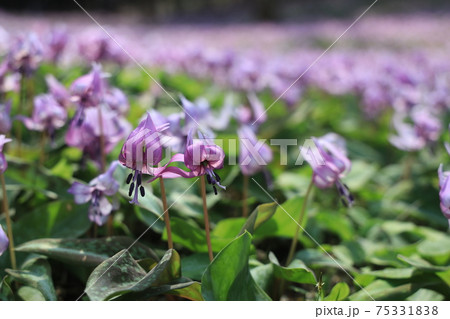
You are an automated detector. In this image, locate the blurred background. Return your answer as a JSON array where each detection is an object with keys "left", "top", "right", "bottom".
[{"left": 1, "top": 0, "right": 450, "bottom": 22}]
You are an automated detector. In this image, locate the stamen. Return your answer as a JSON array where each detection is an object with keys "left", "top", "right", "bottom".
[
  {"left": 214, "top": 172, "right": 221, "bottom": 182},
  {"left": 129, "top": 182, "right": 134, "bottom": 197},
  {"left": 213, "top": 185, "right": 218, "bottom": 195},
  {"left": 137, "top": 173, "right": 142, "bottom": 186},
  {"left": 140, "top": 186, "right": 145, "bottom": 197},
  {"left": 206, "top": 174, "right": 212, "bottom": 184},
  {"left": 126, "top": 173, "right": 133, "bottom": 184}
]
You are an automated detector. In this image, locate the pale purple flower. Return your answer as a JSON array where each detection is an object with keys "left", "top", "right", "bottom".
[
  {"left": 66, "top": 104, "right": 131, "bottom": 168},
  {"left": 236, "top": 92, "right": 267, "bottom": 126},
  {"left": 68, "top": 161, "right": 119, "bottom": 226},
  {"left": 104, "top": 88, "right": 129, "bottom": 116},
  {"left": 0, "top": 101, "right": 12, "bottom": 134},
  {"left": 238, "top": 125, "right": 272, "bottom": 176},
  {"left": 119, "top": 112, "right": 169, "bottom": 204},
  {"left": 19, "top": 94, "right": 67, "bottom": 138},
  {"left": 78, "top": 34, "right": 127, "bottom": 65},
  {"left": 0, "top": 135, "right": 12, "bottom": 173},
  {"left": 46, "top": 75, "right": 70, "bottom": 108},
  {"left": 0, "top": 225, "right": 8, "bottom": 256},
  {"left": 438, "top": 164, "right": 450, "bottom": 228},
  {"left": 46, "top": 27, "right": 68, "bottom": 63},
  {"left": 70, "top": 63, "right": 104, "bottom": 116},
  {"left": 302, "top": 133, "right": 353, "bottom": 206},
  {"left": 7, "top": 33, "right": 43, "bottom": 76}
]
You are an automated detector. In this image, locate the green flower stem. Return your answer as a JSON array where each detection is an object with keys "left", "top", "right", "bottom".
[
  {"left": 1, "top": 173, "right": 16, "bottom": 270},
  {"left": 159, "top": 177, "right": 173, "bottom": 249},
  {"left": 200, "top": 175, "right": 214, "bottom": 262}
]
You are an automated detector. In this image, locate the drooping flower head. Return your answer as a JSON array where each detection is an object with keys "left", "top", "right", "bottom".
[
  {"left": 7, "top": 33, "right": 43, "bottom": 76},
  {"left": 0, "top": 225, "right": 8, "bottom": 256},
  {"left": 183, "top": 129, "right": 226, "bottom": 194},
  {"left": 46, "top": 27, "right": 68, "bottom": 63},
  {"left": 70, "top": 63, "right": 104, "bottom": 125},
  {"left": 0, "top": 100, "right": 12, "bottom": 134},
  {"left": 0, "top": 135, "right": 12, "bottom": 174},
  {"left": 119, "top": 112, "right": 169, "bottom": 204},
  {"left": 302, "top": 133, "right": 353, "bottom": 206},
  {"left": 46, "top": 75, "right": 70, "bottom": 108},
  {"left": 66, "top": 104, "right": 131, "bottom": 168},
  {"left": 68, "top": 161, "right": 119, "bottom": 226},
  {"left": 19, "top": 94, "right": 67, "bottom": 139},
  {"left": 238, "top": 125, "right": 272, "bottom": 176},
  {"left": 438, "top": 164, "right": 450, "bottom": 228}
]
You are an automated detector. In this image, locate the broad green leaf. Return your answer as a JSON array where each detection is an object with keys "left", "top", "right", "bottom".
[
  {"left": 295, "top": 249, "right": 356, "bottom": 272},
  {"left": 398, "top": 255, "right": 450, "bottom": 272},
  {"left": 254, "top": 197, "right": 306, "bottom": 239},
  {"left": 349, "top": 280, "right": 412, "bottom": 301},
  {"left": 365, "top": 268, "right": 416, "bottom": 279},
  {"left": 16, "top": 237, "right": 158, "bottom": 267},
  {"left": 6, "top": 257, "right": 56, "bottom": 301},
  {"left": 17, "top": 286, "right": 45, "bottom": 301},
  {"left": 250, "top": 264, "right": 274, "bottom": 294},
  {"left": 324, "top": 282, "right": 350, "bottom": 301},
  {"left": 166, "top": 282, "right": 204, "bottom": 301},
  {"left": 269, "top": 252, "right": 316, "bottom": 285},
  {"left": 201, "top": 232, "right": 271, "bottom": 301},
  {"left": 239, "top": 202, "right": 277, "bottom": 235},
  {"left": 406, "top": 289, "right": 444, "bottom": 301},
  {"left": 181, "top": 253, "right": 210, "bottom": 281},
  {"left": 86, "top": 249, "right": 194, "bottom": 301},
  {"left": 13, "top": 200, "right": 91, "bottom": 244},
  {"left": 315, "top": 212, "right": 354, "bottom": 241}
]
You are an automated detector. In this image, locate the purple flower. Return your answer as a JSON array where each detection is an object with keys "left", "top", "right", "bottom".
[
  {"left": 46, "top": 75, "right": 70, "bottom": 108},
  {"left": 389, "top": 109, "right": 441, "bottom": 151},
  {"left": 68, "top": 161, "right": 119, "bottom": 226},
  {"left": 302, "top": 133, "right": 353, "bottom": 206},
  {"left": 438, "top": 164, "right": 450, "bottom": 228},
  {"left": 66, "top": 104, "right": 131, "bottom": 168},
  {"left": 238, "top": 125, "right": 272, "bottom": 176},
  {"left": 19, "top": 94, "right": 67, "bottom": 138},
  {"left": 119, "top": 112, "right": 169, "bottom": 204},
  {"left": 7, "top": 33, "right": 43, "bottom": 76},
  {"left": 104, "top": 88, "right": 129, "bottom": 116},
  {"left": 70, "top": 63, "right": 104, "bottom": 110},
  {"left": 46, "top": 27, "right": 68, "bottom": 63},
  {"left": 0, "top": 100, "right": 12, "bottom": 134},
  {"left": 78, "top": 34, "right": 127, "bottom": 65},
  {"left": 0, "top": 135, "right": 12, "bottom": 173},
  {"left": 0, "top": 225, "right": 8, "bottom": 256}
]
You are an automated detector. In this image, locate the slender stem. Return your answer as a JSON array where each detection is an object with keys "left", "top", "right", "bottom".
[
  {"left": 39, "top": 131, "right": 46, "bottom": 166},
  {"left": 97, "top": 106, "right": 106, "bottom": 172},
  {"left": 159, "top": 177, "right": 173, "bottom": 249},
  {"left": 106, "top": 215, "right": 113, "bottom": 236},
  {"left": 286, "top": 178, "right": 314, "bottom": 266},
  {"left": 242, "top": 175, "right": 249, "bottom": 218},
  {"left": 200, "top": 175, "right": 213, "bottom": 261},
  {"left": 1, "top": 174, "right": 16, "bottom": 270}
]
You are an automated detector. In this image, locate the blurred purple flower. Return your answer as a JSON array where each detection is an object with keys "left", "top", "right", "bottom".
[
  {"left": 70, "top": 63, "right": 103, "bottom": 108},
  {"left": 438, "top": 164, "right": 450, "bottom": 228},
  {"left": 0, "top": 135, "right": 12, "bottom": 173},
  {"left": 119, "top": 112, "right": 169, "bottom": 204},
  {"left": 7, "top": 33, "right": 43, "bottom": 76},
  {"left": 79, "top": 34, "right": 127, "bottom": 65},
  {"left": 237, "top": 92, "right": 267, "bottom": 126},
  {"left": 0, "top": 100, "right": 12, "bottom": 134},
  {"left": 46, "top": 75, "right": 70, "bottom": 108},
  {"left": 18, "top": 94, "right": 67, "bottom": 138},
  {"left": 238, "top": 125, "right": 272, "bottom": 176},
  {"left": 302, "top": 133, "right": 353, "bottom": 206},
  {"left": 68, "top": 161, "right": 119, "bottom": 226},
  {"left": 46, "top": 27, "right": 68, "bottom": 63},
  {"left": 66, "top": 105, "right": 131, "bottom": 168},
  {"left": 104, "top": 88, "right": 129, "bottom": 116},
  {"left": 0, "top": 225, "right": 8, "bottom": 256}
]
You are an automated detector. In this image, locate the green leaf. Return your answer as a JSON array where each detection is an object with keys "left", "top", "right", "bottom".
[
  {"left": 181, "top": 253, "right": 210, "bottom": 281},
  {"left": 0, "top": 276, "right": 14, "bottom": 301},
  {"left": 13, "top": 200, "right": 91, "bottom": 244},
  {"left": 239, "top": 202, "right": 277, "bottom": 235},
  {"left": 17, "top": 286, "right": 45, "bottom": 301},
  {"left": 406, "top": 288, "right": 444, "bottom": 301},
  {"left": 16, "top": 237, "right": 158, "bottom": 267},
  {"left": 348, "top": 280, "right": 411, "bottom": 301},
  {"left": 324, "top": 282, "right": 350, "bottom": 301},
  {"left": 254, "top": 197, "right": 306, "bottom": 239},
  {"left": 365, "top": 268, "right": 416, "bottom": 279},
  {"left": 6, "top": 257, "right": 56, "bottom": 301},
  {"left": 398, "top": 255, "right": 450, "bottom": 272},
  {"left": 86, "top": 249, "right": 193, "bottom": 301},
  {"left": 167, "top": 282, "right": 204, "bottom": 301},
  {"left": 269, "top": 252, "right": 316, "bottom": 285},
  {"left": 201, "top": 232, "right": 271, "bottom": 301}
]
